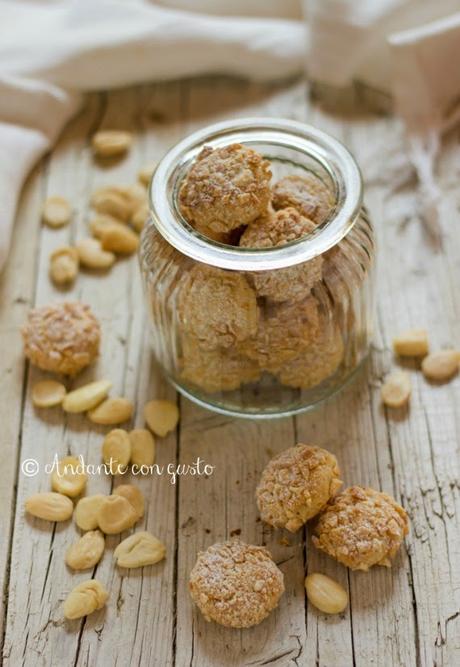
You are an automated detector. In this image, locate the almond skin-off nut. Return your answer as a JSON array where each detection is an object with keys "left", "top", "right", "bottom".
[
  {"left": 63, "top": 579, "right": 108, "bottom": 620},
  {"left": 88, "top": 397, "right": 133, "bottom": 425},
  {"left": 32, "top": 380, "right": 66, "bottom": 408},
  {"left": 305, "top": 573, "right": 348, "bottom": 615},
  {"left": 62, "top": 380, "right": 112, "bottom": 413},
  {"left": 114, "top": 531, "right": 165, "bottom": 569},
  {"left": 144, "top": 400, "right": 179, "bottom": 437},
  {"left": 25, "top": 492, "right": 74, "bottom": 522}
]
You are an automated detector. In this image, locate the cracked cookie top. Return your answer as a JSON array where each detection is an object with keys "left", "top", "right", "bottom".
[
  {"left": 313, "top": 486, "right": 409, "bottom": 571},
  {"left": 179, "top": 143, "right": 271, "bottom": 235},
  {"left": 256, "top": 444, "right": 342, "bottom": 532}
]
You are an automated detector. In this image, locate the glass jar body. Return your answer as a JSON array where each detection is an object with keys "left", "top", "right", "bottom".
[{"left": 139, "top": 121, "right": 376, "bottom": 418}]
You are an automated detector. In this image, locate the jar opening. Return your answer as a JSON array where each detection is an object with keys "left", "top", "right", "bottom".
[{"left": 149, "top": 118, "right": 363, "bottom": 271}]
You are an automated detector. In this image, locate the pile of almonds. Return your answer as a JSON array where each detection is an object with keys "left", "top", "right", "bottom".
[
  {"left": 381, "top": 328, "right": 460, "bottom": 409},
  {"left": 26, "top": 382, "right": 178, "bottom": 620},
  {"left": 42, "top": 129, "right": 157, "bottom": 287}
]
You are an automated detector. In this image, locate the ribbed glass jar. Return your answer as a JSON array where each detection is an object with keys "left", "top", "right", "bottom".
[{"left": 139, "top": 118, "right": 375, "bottom": 418}]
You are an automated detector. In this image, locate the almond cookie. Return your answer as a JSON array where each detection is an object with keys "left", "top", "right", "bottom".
[
  {"left": 240, "top": 207, "right": 323, "bottom": 302},
  {"left": 189, "top": 540, "right": 284, "bottom": 628},
  {"left": 180, "top": 334, "right": 260, "bottom": 393},
  {"left": 177, "top": 265, "right": 258, "bottom": 350},
  {"left": 22, "top": 302, "right": 100, "bottom": 375},
  {"left": 272, "top": 173, "right": 334, "bottom": 225},
  {"left": 312, "top": 486, "right": 409, "bottom": 571},
  {"left": 241, "top": 296, "right": 319, "bottom": 374},
  {"left": 256, "top": 444, "right": 342, "bottom": 532},
  {"left": 179, "top": 144, "right": 271, "bottom": 235},
  {"left": 277, "top": 322, "right": 344, "bottom": 389}
]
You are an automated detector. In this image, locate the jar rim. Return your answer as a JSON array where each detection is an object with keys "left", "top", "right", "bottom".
[{"left": 149, "top": 117, "right": 363, "bottom": 271}]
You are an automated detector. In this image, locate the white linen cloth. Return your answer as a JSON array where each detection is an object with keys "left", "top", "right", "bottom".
[{"left": 1, "top": 0, "right": 459, "bottom": 270}]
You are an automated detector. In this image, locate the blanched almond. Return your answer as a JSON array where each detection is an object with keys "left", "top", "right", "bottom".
[
  {"left": 393, "top": 329, "right": 429, "bottom": 357},
  {"left": 62, "top": 379, "right": 112, "bottom": 413},
  {"left": 49, "top": 246, "right": 79, "bottom": 285},
  {"left": 125, "top": 183, "right": 147, "bottom": 209},
  {"left": 114, "top": 484, "right": 144, "bottom": 520},
  {"left": 77, "top": 238, "right": 115, "bottom": 269},
  {"left": 32, "top": 380, "right": 66, "bottom": 408},
  {"left": 97, "top": 495, "right": 138, "bottom": 534},
  {"left": 75, "top": 495, "right": 105, "bottom": 531},
  {"left": 90, "top": 188, "right": 131, "bottom": 221},
  {"left": 138, "top": 162, "right": 156, "bottom": 186},
  {"left": 144, "top": 399, "right": 179, "bottom": 437},
  {"left": 422, "top": 350, "right": 460, "bottom": 382},
  {"left": 51, "top": 456, "right": 88, "bottom": 498},
  {"left": 63, "top": 579, "right": 108, "bottom": 619},
  {"left": 131, "top": 202, "right": 149, "bottom": 233},
  {"left": 114, "top": 531, "right": 165, "bottom": 569},
  {"left": 88, "top": 397, "right": 133, "bottom": 425},
  {"left": 129, "top": 429, "right": 155, "bottom": 468},
  {"left": 102, "top": 429, "right": 131, "bottom": 475},
  {"left": 42, "top": 196, "right": 71, "bottom": 228},
  {"left": 89, "top": 213, "right": 121, "bottom": 238},
  {"left": 305, "top": 573, "right": 348, "bottom": 614},
  {"left": 99, "top": 224, "right": 139, "bottom": 254},
  {"left": 381, "top": 370, "right": 411, "bottom": 408},
  {"left": 92, "top": 130, "right": 132, "bottom": 158},
  {"left": 66, "top": 530, "right": 105, "bottom": 571},
  {"left": 25, "top": 492, "right": 73, "bottom": 522}
]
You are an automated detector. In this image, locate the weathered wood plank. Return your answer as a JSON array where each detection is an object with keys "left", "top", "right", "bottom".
[{"left": 0, "top": 161, "right": 44, "bottom": 644}]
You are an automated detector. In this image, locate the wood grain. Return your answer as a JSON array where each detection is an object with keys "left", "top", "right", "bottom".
[{"left": 0, "top": 76, "right": 459, "bottom": 667}]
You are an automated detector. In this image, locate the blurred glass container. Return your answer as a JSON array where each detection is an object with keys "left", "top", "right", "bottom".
[{"left": 139, "top": 118, "right": 375, "bottom": 418}]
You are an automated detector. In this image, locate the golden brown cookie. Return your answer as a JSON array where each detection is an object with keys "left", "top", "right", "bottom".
[
  {"left": 180, "top": 334, "right": 260, "bottom": 393},
  {"left": 177, "top": 265, "right": 258, "bottom": 350},
  {"left": 22, "top": 302, "right": 100, "bottom": 375},
  {"left": 189, "top": 540, "right": 284, "bottom": 627},
  {"left": 240, "top": 207, "right": 323, "bottom": 302},
  {"left": 312, "top": 486, "right": 409, "bottom": 570},
  {"left": 256, "top": 444, "right": 342, "bottom": 532},
  {"left": 179, "top": 144, "right": 271, "bottom": 235},
  {"left": 241, "top": 296, "right": 319, "bottom": 373},
  {"left": 272, "top": 173, "right": 334, "bottom": 225},
  {"left": 277, "top": 322, "right": 344, "bottom": 389}
]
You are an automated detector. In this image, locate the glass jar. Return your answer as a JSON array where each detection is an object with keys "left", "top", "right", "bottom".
[{"left": 139, "top": 118, "right": 375, "bottom": 418}]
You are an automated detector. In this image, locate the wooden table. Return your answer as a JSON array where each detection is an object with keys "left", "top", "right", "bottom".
[{"left": 1, "top": 77, "right": 459, "bottom": 667}]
